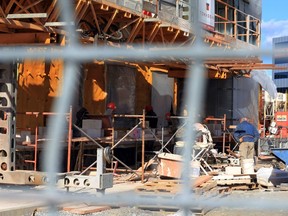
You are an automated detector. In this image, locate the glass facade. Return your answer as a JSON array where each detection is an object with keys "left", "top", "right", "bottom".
[{"left": 273, "top": 36, "right": 288, "bottom": 91}]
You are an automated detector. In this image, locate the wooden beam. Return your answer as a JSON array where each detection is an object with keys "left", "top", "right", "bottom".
[
  {"left": 127, "top": 18, "right": 142, "bottom": 43},
  {"left": 150, "top": 67, "right": 169, "bottom": 73},
  {"left": 0, "top": 6, "right": 6, "bottom": 18},
  {"left": 12, "top": 1, "right": 43, "bottom": 25},
  {"left": 4, "top": 0, "right": 16, "bottom": 14},
  {"left": 77, "top": 1, "right": 90, "bottom": 22},
  {"left": 168, "top": 69, "right": 187, "bottom": 78},
  {"left": 170, "top": 29, "right": 180, "bottom": 44},
  {"left": 7, "top": 13, "right": 47, "bottom": 19},
  {"left": 118, "top": 18, "right": 140, "bottom": 33},
  {"left": 89, "top": 1, "right": 101, "bottom": 33},
  {"left": 142, "top": 22, "right": 145, "bottom": 46},
  {"left": 128, "top": 20, "right": 143, "bottom": 43},
  {"left": 12, "top": 0, "right": 25, "bottom": 13},
  {"left": 205, "top": 35, "right": 228, "bottom": 45},
  {"left": 230, "top": 65, "right": 287, "bottom": 70},
  {"left": 0, "top": 33, "right": 50, "bottom": 44},
  {"left": 160, "top": 28, "right": 165, "bottom": 44},
  {"left": 27, "top": 0, "right": 42, "bottom": 13},
  {"left": 44, "top": 22, "right": 74, "bottom": 27},
  {"left": 0, "top": 17, "right": 47, "bottom": 32},
  {"left": 47, "top": 5, "right": 60, "bottom": 22},
  {"left": 148, "top": 25, "right": 160, "bottom": 43},
  {"left": 204, "top": 58, "right": 262, "bottom": 64},
  {"left": 17, "top": 0, "right": 44, "bottom": 14},
  {"left": 147, "top": 22, "right": 160, "bottom": 42},
  {"left": 103, "top": 9, "right": 118, "bottom": 33},
  {"left": 75, "top": 0, "right": 86, "bottom": 18},
  {"left": 147, "top": 22, "right": 158, "bottom": 41},
  {"left": 46, "top": 0, "right": 58, "bottom": 19},
  {"left": 0, "top": 24, "right": 10, "bottom": 33},
  {"left": 178, "top": 36, "right": 194, "bottom": 47}
]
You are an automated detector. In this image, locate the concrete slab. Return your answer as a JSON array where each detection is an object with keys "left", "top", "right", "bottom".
[{"left": 0, "top": 178, "right": 143, "bottom": 215}]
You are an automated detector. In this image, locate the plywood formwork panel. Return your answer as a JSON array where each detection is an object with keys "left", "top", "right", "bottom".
[
  {"left": 16, "top": 59, "right": 64, "bottom": 129},
  {"left": 83, "top": 63, "right": 106, "bottom": 115},
  {"left": 135, "top": 65, "right": 152, "bottom": 114}
]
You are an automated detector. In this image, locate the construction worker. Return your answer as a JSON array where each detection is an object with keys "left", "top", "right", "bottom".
[
  {"left": 233, "top": 117, "right": 260, "bottom": 163},
  {"left": 105, "top": 102, "right": 116, "bottom": 115},
  {"left": 145, "top": 105, "right": 158, "bottom": 130},
  {"left": 74, "top": 107, "right": 89, "bottom": 137},
  {"left": 104, "top": 102, "right": 116, "bottom": 127}
]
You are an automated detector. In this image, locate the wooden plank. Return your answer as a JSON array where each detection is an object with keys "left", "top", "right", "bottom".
[
  {"left": 136, "top": 180, "right": 180, "bottom": 194},
  {"left": 89, "top": 2, "right": 101, "bottom": 33},
  {"left": 127, "top": 20, "right": 143, "bottom": 43},
  {"left": 68, "top": 206, "right": 111, "bottom": 214},
  {"left": 17, "top": 0, "right": 44, "bottom": 14},
  {"left": 77, "top": 1, "right": 90, "bottom": 22},
  {"left": 47, "top": 5, "right": 60, "bottom": 22},
  {"left": 168, "top": 69, "right": 187, "bottom": 78},
  {"left": 46, "top": 0, "right": 58, "bottom": 18},
  {"left": 0, "top": 24, "right": 10, "bottom": 33},
  {"left": 127, "top": 17, "right": 142, "bottom": 43},
  {"left": 216, "top": 178, "right": 252, "bottom": 185},
  {"left": 75, "top": 0, "right": 85, "bottom": 18},
  {"left": 170, "top": 29, "right": 180, "bottom": 44},
  {"left": 136, "top": 176, "right": 213, "bottom": 195},
  {"left": 147, "top": 22, "right": 159, "bottom": 41},
  {"left": 193, "top": 175, "right": 213, "bottom": 188},
  {"left": 12, "top": 1, "right": 43, "bottom": 25},
  {"left": 0, "top": 6, "right": 6, "bottom": 18},
  {"left": 7, "top": 13, "right": 47, "bottom": 19},
  {"left": 148, "top": 24, "right": 160, "bottom": 42},
  {"left": 0, "top": 33, "right": 50, "bottom": 44},
  {"left": 200, "top": 180, "right": 218, "bottom": 191},
  {"left": 103, "top": 9, "right": 119, "bottom": 33},
  {"left": 0, "top": 17, "right": 46, "bottom": 32},
  {"left": 11, "top": 0, "right": 25, "bottom": 13},
  {"left": 4, "top": 0, "right": 16, "bottom": 14},
  {"left": 27, "top": 0, "right": 42, "bottom": 13},
  {"left": 62, "top": 204, "right": 89, "bottom": 211}
]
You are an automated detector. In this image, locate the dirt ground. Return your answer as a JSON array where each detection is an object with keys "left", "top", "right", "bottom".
[{"left": 32, "top": 189, "right": 288, "bottom": 216}]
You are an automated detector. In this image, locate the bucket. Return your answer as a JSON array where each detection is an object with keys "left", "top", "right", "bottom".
[
  {"left": 242, "top": 159, "right": 255, "bottom": 174},
  {"left": 173, "top": 141, "right": 185, "bottom": 155},
  {"left": 191, "top": 161, "right": 200, "bottom": 178}
]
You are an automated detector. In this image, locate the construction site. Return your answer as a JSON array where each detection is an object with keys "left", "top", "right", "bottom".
[{"left": 1, "top": 0, "right": 288, "bottom": 215}]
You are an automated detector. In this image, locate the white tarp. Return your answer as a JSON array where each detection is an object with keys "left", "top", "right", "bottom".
[
  {"left": 251, "top": 70, "right": 277, "bottom": 99},
  {"left": 233, "top": 77, "right": 259, "bottom": 125},
  {"left": 152, "top": 72, "right": 174, "bottom": 128}
]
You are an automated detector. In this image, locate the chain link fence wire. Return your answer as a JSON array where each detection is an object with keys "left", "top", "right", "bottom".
[{"left": 0, "top": 0, "right": 282, "bottom": 215}]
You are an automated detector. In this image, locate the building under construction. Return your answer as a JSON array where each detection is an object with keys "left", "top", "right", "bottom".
[{"left": 0, "top": 0, "right": 287, "bottom": 215}]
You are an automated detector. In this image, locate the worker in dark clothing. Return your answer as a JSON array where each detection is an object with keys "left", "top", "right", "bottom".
[
  {"left": 74, "top": 107, "right": 89, "bottom": 137},
  {"left": 233, "top": 117, "right": 260, "bottom": 162},
  {"left": 145, "top": 105, "right": 158, "bottom": 129},
  {"left": 75, "top": 107, "right": 89, "bottom": 127}
]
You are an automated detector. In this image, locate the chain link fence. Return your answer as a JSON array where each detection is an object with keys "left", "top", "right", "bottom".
[{"left": 0, "top": 0, "right": 283, "bottom": 215}]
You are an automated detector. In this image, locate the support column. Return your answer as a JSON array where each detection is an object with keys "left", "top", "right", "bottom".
[{"left": 0, "top": 62, "right": 17, "bottom": 172}]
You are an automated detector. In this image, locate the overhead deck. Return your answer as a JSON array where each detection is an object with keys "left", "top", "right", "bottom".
[{"left": 0, "top": 0, "right": 284, "bottom": 77}]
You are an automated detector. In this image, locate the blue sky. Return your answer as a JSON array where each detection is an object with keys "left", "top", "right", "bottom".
[
  {"left": 261, "top": 0, "right": 288, "bottom": 54},
  {"left": 261, "top": 0, "right": 288, "bottom": 75}
]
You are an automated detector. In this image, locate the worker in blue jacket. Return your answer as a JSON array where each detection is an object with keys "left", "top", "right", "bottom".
[{"left": 233, "top": 117, "right": 260, "bottom": 162}]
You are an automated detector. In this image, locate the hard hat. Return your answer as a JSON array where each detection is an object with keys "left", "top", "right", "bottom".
[
  {"left": 107, "top": 102, "right": 116, "bottom": 110},
  {"left": 145, "top": 105, "right": 153, "bottom": 112},
  {"left": 165, "top": 112, "right": 171, "bottom": 120}
]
